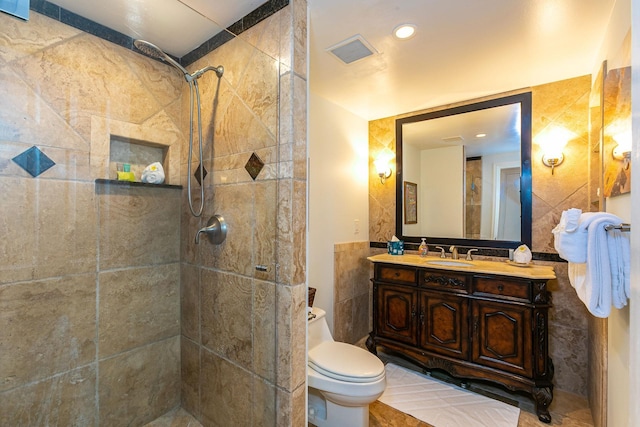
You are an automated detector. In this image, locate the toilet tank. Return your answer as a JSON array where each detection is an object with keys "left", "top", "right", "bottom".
[{"left": 308, "top": 307, "right": 334, "bottom": 350}]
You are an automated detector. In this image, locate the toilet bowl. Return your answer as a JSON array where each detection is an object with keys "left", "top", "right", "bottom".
[{"left": 307, "top": 306, "right": 386, "bottom": 427}]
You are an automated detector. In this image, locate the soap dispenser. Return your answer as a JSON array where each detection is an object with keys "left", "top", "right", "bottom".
[{"left": 418, "top": 238, "right": 428, "bottom": 257}]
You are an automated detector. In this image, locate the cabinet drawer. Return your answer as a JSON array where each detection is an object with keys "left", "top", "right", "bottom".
[
  {"left": 419, "top": 270, "right": 469, "bottom": 293},
  {"left": 377, "top": 264, "right": 417, "bottom": 285},
  {"left": 474, "top": 277, "right": 530, "bottom": 301}
]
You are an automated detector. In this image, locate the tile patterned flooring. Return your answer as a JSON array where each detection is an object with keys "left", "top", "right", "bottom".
[
  {"left": 147, "top": 341, "right": 593, "bottom": 427},
  {"left": 148, "top": 384, "right": 594, "bottom": 427}
]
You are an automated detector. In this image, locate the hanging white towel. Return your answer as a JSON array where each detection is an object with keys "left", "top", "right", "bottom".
[
  {"left": 558, "top": 212, "right": 629, "bottom": 318},
  {"left": 607, "top": 227, "right": 631, "bottom": 308}
]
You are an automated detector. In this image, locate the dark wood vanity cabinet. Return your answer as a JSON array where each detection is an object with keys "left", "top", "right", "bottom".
[{"left": 367, "top": 263, "right": 554, "bottom": 423}]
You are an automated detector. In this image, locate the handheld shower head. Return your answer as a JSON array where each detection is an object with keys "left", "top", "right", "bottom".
[
  {"left": 134, "top": 39, "right": 191, "bottom": 77},
  {"left": 133, "top": 38, "right": 225, "bottom": 218}
]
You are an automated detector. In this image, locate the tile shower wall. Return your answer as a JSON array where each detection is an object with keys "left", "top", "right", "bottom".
[
  {"left": 2, "top": 3, "right": 307, "bottom": 427},
  {"left": 178, "top": 2, "right": 308, "bottom": 426},
  {"left": 368, "top": 75, "right": 592, "bottom": 396},
  {"left": 0, "top": 10, "right": 184, "bottom": 426},
  {"left": 333, "top": 242, "right": 371, "bottom": 344}
]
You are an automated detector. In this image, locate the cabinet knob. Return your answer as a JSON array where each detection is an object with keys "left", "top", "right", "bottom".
[
  {"left": 411, "top": 305, "right": 416, "bottom": 318},
  {"left": 497, "top": 284, "right": 504, "bottom": 292}
]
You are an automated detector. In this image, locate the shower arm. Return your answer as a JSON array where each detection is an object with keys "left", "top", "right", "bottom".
[{"left": 185, "top": 65, "right": 224, "bottom": 83}]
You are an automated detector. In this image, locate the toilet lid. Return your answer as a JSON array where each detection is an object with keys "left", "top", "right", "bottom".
[{"left": 308, "top": 341, "right": 385, "bottom": 383}]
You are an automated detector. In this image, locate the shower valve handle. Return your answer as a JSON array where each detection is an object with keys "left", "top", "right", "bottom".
[{"left": 195, "top": 214, "right": 227, "bottom": 245}]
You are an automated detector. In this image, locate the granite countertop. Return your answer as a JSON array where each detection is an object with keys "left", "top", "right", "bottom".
[{"left": 367, "top": 253, "right": 556, "bottom": 280}]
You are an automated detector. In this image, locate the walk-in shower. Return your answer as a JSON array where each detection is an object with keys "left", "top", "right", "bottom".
[{"left": 134, "top": 39, "right": 224, "bottom": 217}]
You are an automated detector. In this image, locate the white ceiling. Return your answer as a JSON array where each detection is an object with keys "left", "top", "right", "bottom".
[
  {"left": 309, "top": 0, "right": 616, "bottom": 120},
  {"left": 47, "top": 0, "right": 268, "bottom": 57},
  {"left": 47, "top": 0, "right": 616, "bottom": 120}
]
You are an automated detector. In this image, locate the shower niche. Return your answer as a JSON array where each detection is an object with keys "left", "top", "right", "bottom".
[{"left": 109, "top": 137, "right": 168, "bottom": 183}]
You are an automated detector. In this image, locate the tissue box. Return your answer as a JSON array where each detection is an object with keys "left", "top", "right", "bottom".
[{"left": 387, "top": 241, "right": 404, "bottom": 255}]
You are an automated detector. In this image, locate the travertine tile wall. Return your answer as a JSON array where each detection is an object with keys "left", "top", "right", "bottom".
[
  {"left": 0, "top": 11, "right": 183, "bottom": 426},
  {"left": 368, "top": 75, "right": 593, "bottom": 396},
  {"left": 179, "top": 2, "right": 307, "bottom": 426},
  {"left": 0, "top": 3, "right": 307, "bottom": 426},
  {"left": 333, "top": 242, "right": 371, "bottom": 344}
]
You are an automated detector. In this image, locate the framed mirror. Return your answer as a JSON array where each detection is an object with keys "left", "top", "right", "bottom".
[{"left": 395, "top": 92, "right": 532, "bottom": 249}]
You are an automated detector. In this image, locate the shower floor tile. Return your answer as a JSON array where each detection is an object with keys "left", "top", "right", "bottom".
[{"left": 144, "top": 408, "right": 202, "bottom": 427}]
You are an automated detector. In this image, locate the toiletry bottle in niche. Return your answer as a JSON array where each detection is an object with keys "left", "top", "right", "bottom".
[
  {"left": 117, "top": 163, "right": 135, "bottom": 182},
  {"left": 419, "top": 238, "right": 428, "bottom": 257}
]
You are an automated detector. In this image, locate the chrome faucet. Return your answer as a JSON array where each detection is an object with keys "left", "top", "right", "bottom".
[{"left": 449, "top": 245, "right": 459, "bottom": 259}]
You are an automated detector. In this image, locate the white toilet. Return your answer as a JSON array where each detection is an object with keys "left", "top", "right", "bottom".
[{"left": 307, "top": 306, "right": 386, "bottom": 427}]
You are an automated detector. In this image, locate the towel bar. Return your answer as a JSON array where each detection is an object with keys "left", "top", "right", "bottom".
[{"left": 604, "top": 223, "right": 631, "bottom": 232}]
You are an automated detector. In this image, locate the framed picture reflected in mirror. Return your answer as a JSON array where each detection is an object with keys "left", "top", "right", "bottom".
[{"left": 404, "top": 181, "right": 417, "bottom": 224}]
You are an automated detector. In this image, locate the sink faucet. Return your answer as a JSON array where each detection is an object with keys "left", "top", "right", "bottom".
[
  {"left": 449, "top": 245, "right": 459, "bottom": 260},
  {"left": 435, "top": 246, "right": 446, "bottom": 258}
]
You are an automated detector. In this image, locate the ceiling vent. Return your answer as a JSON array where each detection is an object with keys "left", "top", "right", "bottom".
[
  {"left": 441, "top": 136, "right": 465, "bottom": 143},
  {"left": 327, "top": 35, "right": 377, "bottom": 64}
]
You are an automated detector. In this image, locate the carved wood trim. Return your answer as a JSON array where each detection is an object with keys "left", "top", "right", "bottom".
[
  {"left": 423, "top": 275, "right": 465, "bottom": 288},
  {"left": 533, "top": 281, "right": 550, "bottom": 304}
]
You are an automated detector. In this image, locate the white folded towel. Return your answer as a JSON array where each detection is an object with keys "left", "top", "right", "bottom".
[
  {"left": 552, "top": 208, "right": 587, "bottom": 263},
  {"left": 563, "top": 212, "right": 629, "bottom": 318},
  {"left": 513, "top": 244, "right": 532, "bottom": 264},
  {"left": 141, "top": 162, "right": 165, "bottom": 184}
]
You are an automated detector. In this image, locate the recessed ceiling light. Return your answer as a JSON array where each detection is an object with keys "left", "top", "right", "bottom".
[
  {"left": 393, "top": 24, "right": 417, "bottom": 40},
  {"left": 476, "top": 133, "right": 487, "bottom": 138}
]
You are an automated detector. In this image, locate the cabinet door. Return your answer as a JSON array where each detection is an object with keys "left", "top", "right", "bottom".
[
  {"left": 376, "top": 284, "right": 418, "bottom": 345},
  {"left": 472, "top": 300, "right": 532, "bottom": 377},
  {"left": 419, "top": 291, "right": 469, "bottom": 359}
]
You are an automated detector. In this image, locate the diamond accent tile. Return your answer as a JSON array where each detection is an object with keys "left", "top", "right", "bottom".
[
  {"left": 245, "top": 153, "right": 264, "bottom": 181},
  {"left": 12, "top": 146, "right": 55, "bottom": 177},
  {"left": 194, "top": 163, "right": 208, "bottom": 186}
]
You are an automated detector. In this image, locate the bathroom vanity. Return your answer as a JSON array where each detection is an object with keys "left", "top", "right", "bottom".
[{"left": 366, "top": 253, "right": 556, "bottom": 423}]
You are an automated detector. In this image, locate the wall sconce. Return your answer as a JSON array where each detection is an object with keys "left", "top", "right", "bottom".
[
  {"left": 535, "top": 126, "right": 576, "bottom": 175},
  {"left": 612, "top": 130, "right": 632, "bottom": 170},
  {"left": 374, "top": 149, "right": 394, "bottom": 184}
]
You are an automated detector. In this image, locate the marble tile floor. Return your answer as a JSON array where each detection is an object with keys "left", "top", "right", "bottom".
[
  {"left": 371, "top": 352, "right": 594, "bottom": 427},
  {"left": 148, "top": 386, "right": 593, "bottom": 427},
  {"left": 146, "top": 348, "right": 593, "bottom": 427}
]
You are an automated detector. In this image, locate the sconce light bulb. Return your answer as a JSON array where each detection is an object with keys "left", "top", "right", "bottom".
[{"left": 374, "top": 150, "right": 394, "bottom": 184}]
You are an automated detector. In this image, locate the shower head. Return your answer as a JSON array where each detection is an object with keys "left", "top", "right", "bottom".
[{"left": 134, "top": 39, "right": 191, "bottom": 77}]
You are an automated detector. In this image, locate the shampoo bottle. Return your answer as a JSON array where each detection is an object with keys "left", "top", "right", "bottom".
[{"left": 418, "top": 238, "right": 428, "bottom": 257}]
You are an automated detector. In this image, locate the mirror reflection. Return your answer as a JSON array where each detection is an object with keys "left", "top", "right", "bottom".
[{"left": 396, "top": 93, "right": 532, "bottom": 249}]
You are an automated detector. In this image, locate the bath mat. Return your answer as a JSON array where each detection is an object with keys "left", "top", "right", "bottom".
[{"left": 378, "top": 363, "right": 520, "bottom": 427}]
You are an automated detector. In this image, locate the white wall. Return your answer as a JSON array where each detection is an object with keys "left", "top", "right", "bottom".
[
  {"left": 308, "top": 92, "right": 369, "bottom": 332},
  {"left": 630, "top": 1, "right": 640, "bottom": 423},
  {"left": 421, "top": 146, "right": 464, "bottom": 237},
  {"left": 594, "top": 0, "right": 634, "bottom": 425}
]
